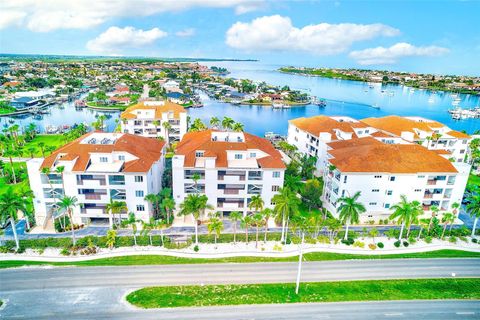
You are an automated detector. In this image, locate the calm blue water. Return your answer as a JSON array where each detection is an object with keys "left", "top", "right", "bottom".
[{"left": 2, "top": 61, "right": 479, "bottom": 136}]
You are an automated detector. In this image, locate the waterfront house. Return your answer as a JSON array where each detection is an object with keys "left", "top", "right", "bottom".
[{"left": 172, "top": 130, "right": 285, "bottom": 218}]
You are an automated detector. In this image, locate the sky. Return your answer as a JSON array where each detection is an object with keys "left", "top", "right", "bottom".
[{"left": 1, "top": 0, "right": 479, "bottom": 75}]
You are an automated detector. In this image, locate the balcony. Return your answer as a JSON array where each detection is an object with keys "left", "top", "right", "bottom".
[
  {"left": 224, "top": 189, "right": 240, "bottom": 195},
  {"left": 427, "top": 180, "right": 437, "bottom": 185},
  {"left": 424, "top": 193, "right": 433, "bottom": 199},
  {"left": 248, "top": 171, "right": 263, "bottom": 181},
  {"left": 218, "top": 170, "right": 246, "bottom": 181},
  {"left": 217, "top": 198, "right": 245, "bottom": 209},
  {"left": 77, "top": 175, "right": 106, "bottom": 186}
]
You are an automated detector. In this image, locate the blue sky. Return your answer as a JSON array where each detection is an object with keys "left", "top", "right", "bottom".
[{"left": 1, "top": 0, "right": 479, "bottom": 75}]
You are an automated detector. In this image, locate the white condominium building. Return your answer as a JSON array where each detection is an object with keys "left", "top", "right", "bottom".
[
  {"left": 120, "top": 100, "right": 187, "bottom": 143},
  {"left": 323, "top": 137, "right": 470, "bottom": 221},
  {"left": 362, "top": 115, "right": 471, "bottom": 163},
  {"left": 172, "top": 130, "right": 286, "bottom": 218},
  {"left": 27, "top": 132, "right": 166, "bottom": 228}
]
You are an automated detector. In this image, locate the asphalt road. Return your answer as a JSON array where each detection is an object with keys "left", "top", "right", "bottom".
[{"left": 1, "top": 258, "right": 479, "bottom": 319}]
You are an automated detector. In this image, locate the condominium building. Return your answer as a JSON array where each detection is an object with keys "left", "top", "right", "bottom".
[
  {"left": 323, "top": 137, "right": 470, "bottom": 221},
  {"left": 120, "top": 100, "right": 187, "bottom": 143},
  {"left": 27, "top": 132, "right": 166, "bottom": 228},
  {"left": 172, "top": 130, "right": 286, "bottom": 218},
  {"left": 362, "top": 115, "right": 471, "bottom": 163}
]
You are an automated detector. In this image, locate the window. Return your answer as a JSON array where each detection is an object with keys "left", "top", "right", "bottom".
[
  {"left": 390, "top": 176, "right": 396, "bottom": 181},
  {"left": 272, "top": 171, "right": 281, "bottom": 178},
  {"left": 386, "top": 190, "right": 393, "bottom": 195},
  {"left": 136, "top": 205, "right": 145, "bottom": 211},
  {"left": 462, "top": 140, "right": 467, "bottom": 144},
  {"left": 119, "top": 155, "right": 125, "bottom": 161},
  {"left": 372, "top": 189, "right": 379, "bottom": 192},
  {"left": 384, "top": 203, "right": 390, "bottom": 209},
  {"left": 369, "top": 202, "right": 377, "bottom": 206},
  {"left": 272, "top": 185, "right": 280, "bottom": 192},
  {"left": 235, "top": 154, "right": 243, "bottom": 160},
  {"left": 418, "top": 175, "right": 425, "bottom": 178},
  {"left": 250, "top": 152, "right": 256, "bottom": 158},
  {"left": 414, "top": 189, "right": 422, "bottom": 192},
  {"left": 365, "top": 130, "right": 369, "bottom": 133},
  {"left": 135, "top": 190, "right": 144, "bottom": 197},
  {"left": 343, "top": 176, "right": 347, "bottom": 183},
  {"left": 100, "top": 157, "right": 108, "bottom": 163},
  {"left": 374, "top": 175, "right": 382, "bottom": 178},
  {"left": 135, "top": 176, "right": 143, "bottom": 182},
  {"left": 460, "top": 149, "right": 465, "bottom": 154},
  {"left": 195, "top": 151, "right": 204, "bottom": 157}
]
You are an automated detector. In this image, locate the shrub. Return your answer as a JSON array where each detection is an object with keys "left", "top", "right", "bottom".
[
  {"left": 341, "top": 238, "right": 354, "bottom": 246},
  {"left": 408, "top": 236, "right": 417, "bottom": 245},
  {"left": 472, "top": 238, "right": 478, "bottom": 244},
  {"left": 377, "top": 242, "right": 384, "bottom": 249},
  {"left": 425, "top": 236, "right": 432, "bottom": 244},
  {"left": 353, "top": 241, "right": 365, "bottom": 248},
  {"left": 368, "top": 243, "right": 377, "bottom": 250},
  {"left": 403, "top": 241, "right": 409, "bottom": 247},
  {"left": 193, "top": 245, "right": 199, "bottom": 252},
  {"left": 394, "top": 240, "right": 401, "bottom": 248},
  {"left": 317, "top": 235, "right": 330, "bottom": 244},
  {"left": 449, "top": 236, "right": 457, "bottom": 244},
  {"left": 459, "top": 236, "right": 468, "bottom": 243},
  {"left": 305, "top": 237, "right": 317, "bottom": 244},
  {"left": 291, "top": 236, "right": 302, "bottom": 244},
  {"left": 273, "top": 244, "right": 283, "bottom": 251},
  {"left": 60, "top": 248, "right": 70, "bottom": 256}
]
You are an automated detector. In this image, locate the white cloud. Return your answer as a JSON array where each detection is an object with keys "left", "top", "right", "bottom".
[
  {"left": 349, "top": 42, "right": 450, "bottom": 65},
  {"left": 175, "top": 28, "right": 196, "bottom": 37},
  {"left": 0, "top": 0, "right": 264, "bottom": 32},
  {"left": 86, "top": 26, "right": 167, "bottom": 54},
  {"left": 226, "top": 15, "right": 400, "bottom": 55}
]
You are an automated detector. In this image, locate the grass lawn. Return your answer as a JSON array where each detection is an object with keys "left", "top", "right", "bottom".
[
  {"left": 1, "top": 249, "right": 479, "bottom": 269},
  {"left": 20, "top": 134, "right": 67, "bottom": 157},
  {"left": 468, "top": 173, "right": 480, "bottom": 187},
  {"left": 0, "top": 161, "right": 30, "bottom": 196},
  {"left": 126, "top": 278, "right": 480, "bottom": 308}
]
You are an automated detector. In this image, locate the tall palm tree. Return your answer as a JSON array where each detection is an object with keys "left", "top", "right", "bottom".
[
  {"left": 241, "top": 215, "right": 253, "bottom": 243},
  {"left": 4, "top": 146, "right": 19, "bottom": 184},
  {"left": 229, "top": 211, "right": 242, "bottom": 244},
  {"left": 55, "top": 165, "right": 67, "bottom": 227},
  {"left": 337, "top": 191, "right": 366, "bottom": 240},
  {"left": 161, "top": 197, "right": 175, "bottom": 223},
  {"left": 207, "top": 216, "right": 224, "bottom": 245},
  {"left": 390, "top": 195, "right": 414, "bottom": 240},
  {"left": 406, "top": 200, "right": 423, "bottom": 238},
  {"left": 56, "top": 196, "right": 78, "bottom": 246},
  {"left": 106, "top": 200, "right": 127, "bottom": 229},
  {"left": 221, "top": 116, "right": 234, "bottom": 131},
  {"left": 0, "top": 188, "right": 26, "bottom": 251},
  {"left": 273, "top": 187, "right": 300, "bottom": 243},
  {"left": 252, "top": 212, "right": 264, "bottom": 248},
  {"left": 261, "top": 208, "right": 273, "bottom": 242},
  {"left": 441, "top": 212, "right": 455, "bottom": 239},
  {"left": 232, "top": 122, "right": 244, "bottom": 132},
  {"left": 179, "top": 194, "right": 213, "bottom": 245},
  {"left": 284, "top": 174, "right": 303, "bottom": 193},
  {"left": 428, "top": 205, "right": 439, "bottom": 233},
  {"left": 417, "top": 218, "right": 430, "bottom": 241},
  {"left": 144, "top": 193, "right": 160, "bottom": 218},
  {"left": 248, "top": 194, "right": 264, "bottom": 213},
  {"left": 209, "top": 117, "right": 220, "bottom": 128},
  {"left": 162, "top": 121, "right": 171, "bottom": 145},
  {"left": 466, "top": 195, "right": 480, "bottom": 237},
  {"left": 152, "top": 120, "right": 160, "bottom": 137}
]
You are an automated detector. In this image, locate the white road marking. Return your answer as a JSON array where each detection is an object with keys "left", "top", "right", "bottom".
[
  {"left": 456, "top": 312, "right": 475, "bottom": 315},
  {"left": 384, "top": 313, "right": 404, "bottom": 316}
]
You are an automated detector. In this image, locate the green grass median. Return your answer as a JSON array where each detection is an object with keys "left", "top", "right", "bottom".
[
  {"left": 126, "top": 278, "right": 480, "bottom": 308},
  {"left": 1, "top": 249, "right": 479, "bottom": 269}
]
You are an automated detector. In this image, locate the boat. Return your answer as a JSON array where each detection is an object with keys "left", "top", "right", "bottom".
[
  {"left": 371, "top": 104, "right": 380, "bottom": 109},
  {"left": 272, "top": 101, "right": 285, "bottom": 109},
  {"left": 75, "top": 99, "right": 87, "bottom": 108},
  {"left": 311, "top": 96, "right": 327, "bottom": 107}
]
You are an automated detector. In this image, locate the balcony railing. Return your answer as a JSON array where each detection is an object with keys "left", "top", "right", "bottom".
[
  {"left": 427, "top": 180, "right": 437, "bottom": 185},
  {"left": 424, "top": 193, "right": 433, "bottom": 199},
  {"left": 84, "top": 194, "right": 103, "bottom": 200},
  {"left": 223, "top": 189, "right": 240, "bottom": 195}
]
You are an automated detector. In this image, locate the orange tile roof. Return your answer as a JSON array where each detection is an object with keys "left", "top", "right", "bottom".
[
  {"left": 41, "top": 132, "right": 165, "bottom": 173},
  {"left": 362, "top": 115, "right": 445, "bottom": 139},
  {"left": 446, "top": 130, "right": 470, "bottom": 139},
  {"left": 175, "top": 129, "right": 285, "bottom": 169},
  {"left": 121, "top": 101, "right": 186, "bottom": 120},
  {"left": 328, "top": 142, "right": 457, "bottom": 174},
  {"left": 290, "top": 116, "right": 367, "bottom": 139},
  {"left": 327, "top": 137, "right": 382, "bottom": 150}
]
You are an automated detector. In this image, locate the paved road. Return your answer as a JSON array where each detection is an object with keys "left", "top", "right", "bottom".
[{"left": 1, "top": 258, "right": 479, "bottom": 319}]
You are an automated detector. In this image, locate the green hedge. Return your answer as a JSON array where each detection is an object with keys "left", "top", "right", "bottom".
[{"left": 196, "top": 232, "right": 282, "bottom": 244}]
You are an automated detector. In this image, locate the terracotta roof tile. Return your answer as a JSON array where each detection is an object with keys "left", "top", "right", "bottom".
[
  {"left": 362, "top": 116, "right": 446, "bottom": 138},
  {"left": 290, "top": 116, "right": 367, "bottom": 139},
  {"left": 121, "top": 101, "right": 186, "bottom": 120},
  {"left": 446, "top": 130, "right": 471, "bottom": 139}
]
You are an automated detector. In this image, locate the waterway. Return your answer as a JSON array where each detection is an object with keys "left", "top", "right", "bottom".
[{"left": 2, "top": 61, "right": 479, "bottom": 136}]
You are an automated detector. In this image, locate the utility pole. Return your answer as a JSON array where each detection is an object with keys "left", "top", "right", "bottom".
[{"left": 295, "top": 232, "right": 305, "bottom": 294}]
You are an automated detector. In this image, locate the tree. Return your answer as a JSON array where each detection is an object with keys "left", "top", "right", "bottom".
[
  {"left": 428, "top": 205, "right": 440, "bottom": 233},
  {"left": 209, "top": 117, "right": 220, "bottom": 128},
  {"left": 106, "top": 230, "right": 116, "bottom": 249},
  {"left": 290, "top": 214, "right": 309, "bottom": 294},
  {"left": 106, "top": 200, "right": 127, "bottom": 229},
  {"left": 221, "top": 116, "right": 234, "bottom": 131},
  {"left": 161, "top": 197, "right": 175, "bottom": 223},
  {"left": 179, "top": 194, "right": 213, "bottom": 245},
  {"left": 38, "top": 142, "right": 46, "bottom": 158},
  {"left": 56, "top": 196, "right": 78, "bottom": 246},
  {"left": 232, "top": 122, "right": 244, "bottom": 132},
  {"left": 337, "top": 191, "right": 366, "bottom": 240},
  {"left": 466, "top": 195, "right": 480, "bottom": 237},
  {"left": 262, "top": 208, "right": 273, "bottom": 242},
  {"left": 390, "top": 195, "right": 415, "bottom": 240},
  {"left": 241, "top": 215, "right": 253, "bottom": 243},
  {"left": 162, "top": 121, "right": 171, "bottom": 145},
  {"left": 145, "top": 193, "right": 160, "bottom": 218},
  {"left": 369, "top": 227, "right": 379, "bottom": 244},
  {"left": 441, "top": 213, "right": 455, "bottom": 239},
  {"left": 248, "top": 194, "right": 264, "bottom": 213},
  {"left": 301, "top": 179, "right": 323, "bottom": 211},
  {"left": 406, "top": 201, "right": 422, "bottom": 238},
  {"left": 417, "top": 218, "right": 430, "bottom": 241},
  {"left": 252, "top": 212, "right": 264, "bottom": 248},
  {"left": 284, "top": 174, "right": 303, "bottom": 193},
  {"left": 207, "top": 216, "right": 224, "bottom": 245},
  {"left": 0, "top": 188, "right": 26, "bottom": 251},
  {"left": 299, "top": 155, "right": 317, "bottom": 180},
  {"left": 272, "top": 187, "right": 300, "bottom": 243},
  {"left": 229, "top": 211, "right": 243, "bottom": 244}
]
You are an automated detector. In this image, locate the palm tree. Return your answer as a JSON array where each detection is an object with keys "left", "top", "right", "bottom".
[
  {"left": 272, "top": 187, "right": 300, "bottom": 243},
  {"left": 262, "top": 208, "right": 273, "bottom": 242},
  {"left": 369, "top": 227, "right": 379, "bottom": 244},
  {"left": 232, "top": 122, "right": 244, "bottom": 132},
  {"left": 152, "top": 120, "right": 160, "bottom": 137},
  {"left": 417, "top": 218, "right": 430, "bottom": 241},
  {"left": 161, "top": 197, "right": 175, "bottom": 223},
  {"left": 252, "top": 212, "right": 264, "bottom": 248},
  {"left": 105, "top": 200, "right": 127, "bottom": 229},
  {"left": 179, "top": 194, "right": 213, "bottom": 245},
  {"left": 406, "top": 200, "right": 422, "bottom": 238},
  {"left": 441, "top": 213, "right": 455, "bottom": 239},
  {"left": 162, "top": 121, "right": 171, "bottom": 145},
  {"left": 56, "top": 196, "right": 78, "bottom": 246},
  {"left": 209, "top": 117, "right": 220, "bottom": 128},
  {"left": 229, "top": 211, "right": 243, "bottom": 244},
  {"left": 144, "top": 193, "right": 160, "bottom": 218},
  {"left": 0, "top": 188, "right": 26, "bottom": 251},
  {"left": 221, "top": 116, "right": 234, "bottom": 131},
  {"left": 466, "top": 195, "right": 480, "bottom": 237},
  {"left": 4, "top": 146, "right": 19, "bottom": 184},
  {"left": 192, "top": 172, "right": 201, "bottom": 192},
  {"left": 284, "top": 174, "right": 303, "bottom": 193},
  {"left": 38, "top": 142, "right": 46, "bottom": 157},
  {"left": 428, "top": 205, "right": 440, "bottom": 233},
  {"left": 241, "top": 215, "right": 253, "bottom": 243},
  {"left": 390, "top": 195, "right": 414, "bottom": 240},
  {"left": 337, "top": 191, "right": 366, "bottom": 240},
  {"left": 207, "top": 216, "right": 224, "bottom": 245},
  {"left": 248, "top": 194, "right": 264, "bottom": 213}
]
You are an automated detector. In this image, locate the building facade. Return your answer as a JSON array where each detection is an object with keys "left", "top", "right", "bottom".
[
  {"left": 120, "top": 100, "right": 187, "bottom": 143},
  {"left": 27, "top": 132, "right": 166, "bottom": 229},
  {"left": 172, "top": 130, "right": 286, "bottom": 218}
]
